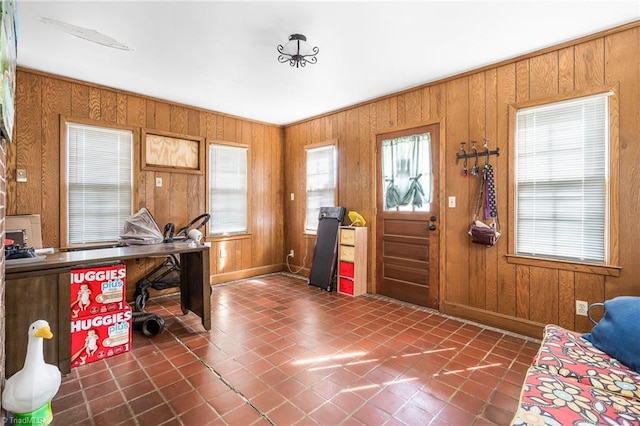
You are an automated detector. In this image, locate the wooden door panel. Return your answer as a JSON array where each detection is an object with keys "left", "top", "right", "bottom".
[
  {"left": 379, "top": 279, "right": 430, "bottom": 306},
  {"left": 376, "top": 124, "right": 440, "bottom": 309},
  {"left": 383, "top": 262, "right": 428, "bottom": 285},
  {"left": 384, "top": 240, "right": 429, "bottom": 262},
  {"left": 382, "top": 254, "right": 428, "bottom": 270},
  {"left": 384, "top": 219, "right": 429, "bottom": 236}
]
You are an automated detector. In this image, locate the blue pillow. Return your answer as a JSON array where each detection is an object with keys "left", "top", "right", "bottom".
[{"left": 583, "top": 296, "right": 640, "bottom": 373}]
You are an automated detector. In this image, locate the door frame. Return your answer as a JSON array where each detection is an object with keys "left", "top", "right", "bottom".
[{"left": 370, "top": 119, "right": 447, "bottom": 308}]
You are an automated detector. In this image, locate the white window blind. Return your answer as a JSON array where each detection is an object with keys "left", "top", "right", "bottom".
[
  {"left": 305, "top": 145, "right": 336, "bottom": 231},
  {"left": 209, "top": 144, "right": 248, "bottom": 235},
  {"left": 515, "top": 94, "right": 609, "bottom": 264},
  {"left": 66, "top": 123, "right": 133, "bottom": 245}
]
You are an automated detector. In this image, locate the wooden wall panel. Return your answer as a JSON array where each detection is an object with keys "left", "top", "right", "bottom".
[
  {"left": 529, "top": 267, "right": 559, "bottom": 325},
  {"left": 10, "top": 68, "right": 284, "bottom": 287},
  {"left": 71, "top": 83, "right": 89, "bottom": 119},
  {"left": 557, "top": 270, "right": 575, "bottom": 330},
  {"left": 575, "top": 39, "right": 605, "bottom": 89},
  {"left": 42, "top": 77, "right": 70, "bottom": 246},
  {"left": 468, "top": 73, "right": 486, "bottom": 309},
  {"left": 9, "top": 72, "right": 41, "bottom": 216},
  {"left": 155, "top": 103, "right": 171, "bottom": 132},
  {"left": 88, "top": 87, "right": 101, "bottom": 121},
  {"left": 484, "top": 69, "right": 499, "bottom": 312},
  {"left": 515, "top": 60, "right": 530, "bottom": 102},
  {"left": 604, "top": 28, "right": 640, "bottom": 299},
  {"left": 444, "top": 77, "right": 469, "bottom": 305},
  {"left": 100, "top": 89, "right": 117, "bottom": 123},
  {"left": 515, "top": 265, "right": 530, "bottom": 319},
  {"left": 495, "top": 63, "right": 516, "bottom": 317},
  {"left": 558, "top": 46, "right": 575, "bottom": 93},
  {"left": 529, "top": 51, "right": 558, "bottom": 99}
]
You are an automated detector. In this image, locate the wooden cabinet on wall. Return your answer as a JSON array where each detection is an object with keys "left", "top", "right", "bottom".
[{"left": 337, "top": 227, "right": 367, "bottom": 296}]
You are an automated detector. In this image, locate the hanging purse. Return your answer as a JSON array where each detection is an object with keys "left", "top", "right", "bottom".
[{"left": 469, "top": 164, "right": 501, "bottom": 246}]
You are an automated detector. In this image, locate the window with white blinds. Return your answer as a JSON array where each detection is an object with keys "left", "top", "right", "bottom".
[
  {"left": 209, "top": 144, "right": 248, "bottom": 235},
  {"left": 515, "top": 94, "right": 609, "bottom": 264},
  {"left": 305, "top": 144, "right": 336, "bottom": 232},
  {"left": 66, "top": 123, "right": 133, "bottom": 245}
]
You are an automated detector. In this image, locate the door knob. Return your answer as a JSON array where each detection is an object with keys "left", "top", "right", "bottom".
[
  {"left": 430, "top": 216, "right": 437, "bottom": 222},
  {"left": 429, "top": 224, "right": 436, "bottom": 231}
]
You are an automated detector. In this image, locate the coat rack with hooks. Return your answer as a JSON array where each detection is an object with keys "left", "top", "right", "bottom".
[
  {"left": 455, "top": 139, "right": 499, "bottom": 176},
  {"left": 455, "top": 139, "right": 500, "bottom": 163}
]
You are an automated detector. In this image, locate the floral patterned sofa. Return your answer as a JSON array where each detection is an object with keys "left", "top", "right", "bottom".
[{"left": 512, "top": 324, "right": 640, "bottom": 425}]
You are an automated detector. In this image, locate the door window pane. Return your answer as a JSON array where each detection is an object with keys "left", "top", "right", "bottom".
[{"left": 381, "top": 133, "right": 432, "bottom": 212}]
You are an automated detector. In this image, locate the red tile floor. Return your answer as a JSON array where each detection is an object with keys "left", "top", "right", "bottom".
[{"left": 50, "top": 273, "right": 540, "bottom": 425}]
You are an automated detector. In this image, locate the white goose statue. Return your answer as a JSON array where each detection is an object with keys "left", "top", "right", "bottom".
[{"left": 2, "top": 320, "right": 61, "bottom": 423}]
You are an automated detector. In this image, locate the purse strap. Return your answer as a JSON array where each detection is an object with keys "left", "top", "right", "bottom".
[
  {"left": 473, "top": 170, "right": 486, "bottom": 221},
  {"left": 484, "top": 164, "right": 501, "bottom": 230}
]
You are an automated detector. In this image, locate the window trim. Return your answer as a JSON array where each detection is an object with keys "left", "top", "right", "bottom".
[
  {"left": 304, "top": 140, "right": 338, "bottom": 235},
  {"left": 206, "top": 140, "right": 250, "bottom": 238},
  {"left": 59, "top": 116, "right": 140, "bottom": 248},
  {"left": 506, "top": 85, "right": 620, "bottom": 275}
]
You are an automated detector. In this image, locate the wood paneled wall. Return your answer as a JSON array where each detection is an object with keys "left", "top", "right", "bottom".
[
  {"left": 8, "top": 69, "right": 285, "bottom": 298},
  {"left": 283, "top": 22, "right": 640, "bottom": 338}
]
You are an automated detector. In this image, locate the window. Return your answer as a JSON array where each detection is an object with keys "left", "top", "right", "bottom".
[
  {"left": 381, "top": 133, "right": 432, "bottom": 212},
  {"left": 305, "top": 144, "right": 337, "bottom": 232},
  {"left": 209, "top": 143, "right": 248, "bottom": 235},
  {"left": 65, "top": 122, "right": 133, "bottom": 246},
  {"left": 514, "top": 93, "right": 609, "bottom": 264}
]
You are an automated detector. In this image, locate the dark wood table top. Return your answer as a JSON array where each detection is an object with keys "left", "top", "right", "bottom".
[{"left": 6, "top": 242, "right": 209, "bottom": 274}]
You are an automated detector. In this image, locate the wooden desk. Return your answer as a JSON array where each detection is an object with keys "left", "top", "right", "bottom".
[{"left": 5, "top": 243, "right": 210, "bottom": 376}]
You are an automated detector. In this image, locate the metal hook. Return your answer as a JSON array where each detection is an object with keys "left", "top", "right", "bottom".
[
  {"left": 459, "top": 143, "right": 468, "bottom": 176},
  {"left": 456, "top": 142, "right": 466, "bottom": 164},
  {"left": 483, "top": 138, "right": 490, "bottom": 166},
  {"left": 471, "top": 141, "right": 479, "bottom": 176}
]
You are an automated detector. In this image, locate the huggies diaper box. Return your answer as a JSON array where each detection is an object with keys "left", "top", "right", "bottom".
[
  {"left": 70, "top": 264, "right": 126, "bottom": 319},
  {"left": 70, "top": 304, "right": 132, "bottom": 368},
  {"left": 70, "top": 263, "right": 131, "bottom": 368}
]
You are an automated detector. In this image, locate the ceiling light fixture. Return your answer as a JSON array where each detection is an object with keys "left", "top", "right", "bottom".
[{"left": 277, "top": 34, "right": 318, "bottom": 68}]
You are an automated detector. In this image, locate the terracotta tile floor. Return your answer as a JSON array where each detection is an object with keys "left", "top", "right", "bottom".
[{"left": 51, "top": 273, "right": 540, "bottom": 425}]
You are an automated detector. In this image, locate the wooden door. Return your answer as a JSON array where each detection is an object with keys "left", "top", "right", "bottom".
[{"left": 376, "top": 125, "right": 439, "bottom": 308}]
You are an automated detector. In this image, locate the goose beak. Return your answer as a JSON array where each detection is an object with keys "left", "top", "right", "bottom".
[{"left": 34, "top": 325, "right": 53, "bottom": 339}]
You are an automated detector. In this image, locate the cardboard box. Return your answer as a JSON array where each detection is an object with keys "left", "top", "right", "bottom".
[
  {"left": 70, "top": 264, "right": 126, "bottom": 319},
  {"left": 70, "top": 304, "right": 132, "bottom": 368},
  {"left": 6, "top": 214, "right": 43, "bottom": 248}
]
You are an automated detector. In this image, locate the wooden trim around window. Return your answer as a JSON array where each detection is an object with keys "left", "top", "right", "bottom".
[
  {"left": 507, "top": 85, "right": 620, "bottom": 269},
  {"left": 206, "top": 140, "right": 251, "bottom": 237},
  {"left": 59, "top": 116, "right": 140, "bottom": 248}
]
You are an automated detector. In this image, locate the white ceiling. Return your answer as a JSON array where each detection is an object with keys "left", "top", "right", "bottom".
[{"left": 16, "top": 1, "right": 640, "bottom": 125}]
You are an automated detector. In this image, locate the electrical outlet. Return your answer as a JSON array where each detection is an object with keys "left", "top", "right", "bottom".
[
  {"left": 289, "top": 250, "right": 294, "bottom": 258},
  {"left": 155, "top": 177, "right": 163, "bottom": 187},
  {"left": 576, "top": 300, "right": 588, "bottom": 316},
  {"left": 448, "top": 196, "right": 456, "bottom": 208}
]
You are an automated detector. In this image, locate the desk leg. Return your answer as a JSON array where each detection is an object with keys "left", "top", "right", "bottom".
[{"left": 180, "top": 249, "right": 211, "bottom": 330}]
